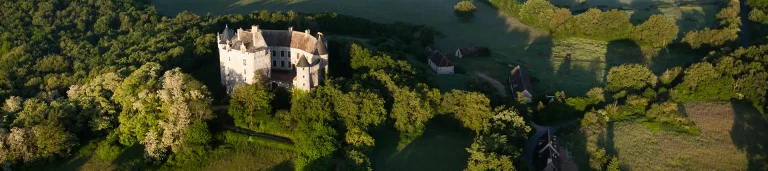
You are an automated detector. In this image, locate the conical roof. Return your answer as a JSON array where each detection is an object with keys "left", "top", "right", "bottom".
[{"left": 297, "top": 55, "right": 310, "bottom": 67}]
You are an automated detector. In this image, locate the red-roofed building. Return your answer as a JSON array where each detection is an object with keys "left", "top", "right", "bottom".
[{"left": 427, "top": 50, "right": 454, "bottom": 74}]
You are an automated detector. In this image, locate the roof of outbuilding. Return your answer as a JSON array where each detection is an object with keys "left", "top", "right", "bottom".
[
  {"left": 509, "top": 65, "right": 533, "bottom": 95},
  {"left": 428, "top": 51, "right": 453, "bottom": 67}
]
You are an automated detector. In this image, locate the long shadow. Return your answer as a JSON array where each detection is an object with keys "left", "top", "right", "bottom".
[
  {"left": 270, "top": 160, "right": 295, "bottom": 171},
  {"left": 370, "top": 115, "right": 473, "bottom": 171},
  {"left": 604, "top": 39, "right": 643, "bottom": 80},
  {"left": 730, "top": 101, "right": 768, "bottom": 171}
]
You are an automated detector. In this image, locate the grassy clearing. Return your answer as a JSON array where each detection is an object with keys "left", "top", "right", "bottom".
[
  {"left": 201, "top": 147, "right": 295, "bottom": 171},
  {"left": 560, "top": 102, "right": 767, "bottom": 170},
  {"left": 36, "top": 131, "right": 296, "bottom": 171},
  {"left": 371, "top": 116, "right": 473, "bottom": 171}
]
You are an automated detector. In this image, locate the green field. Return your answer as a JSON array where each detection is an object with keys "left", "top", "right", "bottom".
[{"left": 559, "top": 102, "right": 768, "bottom": 170}]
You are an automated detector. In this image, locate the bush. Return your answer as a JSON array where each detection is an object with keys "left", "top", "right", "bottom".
[
  {"left": 659, "top": 67, "right": 682, "bottom": 86},
  {"left": 95, "top": 142, "right": 122, "bottom": 161}
]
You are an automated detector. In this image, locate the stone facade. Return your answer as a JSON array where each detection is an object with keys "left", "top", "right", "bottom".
[{"left": 217, "top": 25, "right": 329, "bottom": 94}]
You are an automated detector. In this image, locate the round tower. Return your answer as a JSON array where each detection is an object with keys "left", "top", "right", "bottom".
[{"left": 294, "top": 55, "right": 311, "bottom": 91}]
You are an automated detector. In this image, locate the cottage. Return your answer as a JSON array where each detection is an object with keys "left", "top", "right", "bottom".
[
  {"left": 509, "top": 65, "right": 533, "bottom": 103},
  {"left": 427, "top": 50, "right": 454, "bottom": 74}
]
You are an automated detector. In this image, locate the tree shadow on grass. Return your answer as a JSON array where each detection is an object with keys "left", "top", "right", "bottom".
[
  {"left": 109, "top": 144, "right": 153, "bottom": 170},
  {"left": 730, "top": 101, "right": 768, "bottom": 171},
  {"left": 370, "top": 115, "right": 473, "bottom": 171},
  {"left": 270, "top": 160, "right": 295, "bottom": 171}
]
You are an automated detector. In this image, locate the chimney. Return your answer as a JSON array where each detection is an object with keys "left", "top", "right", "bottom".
[
  {"left": 237, "top": 28, "right": 243, "bottom": 40},
  {"left": 288, "top": 26, "right": 293, "bottom": 33},
  {"left": 305, "top": 29, "right": 310, "bottom": 35},
  {"left": 251, "top": 25, "right": 258, "bottom": 43}
]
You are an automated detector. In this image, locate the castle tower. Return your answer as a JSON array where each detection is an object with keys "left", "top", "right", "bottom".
[{"left": 294, "top": 55, "right": 311, "bottom": 91}]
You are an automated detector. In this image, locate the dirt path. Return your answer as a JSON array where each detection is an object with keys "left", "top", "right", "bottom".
[{"left": 473, "top": 72, "right": 507, "bottom": 97}]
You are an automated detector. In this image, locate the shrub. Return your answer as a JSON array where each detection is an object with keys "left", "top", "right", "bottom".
[
  {"left": 455, "top": 1, "right": 478, "bottom": 20},
  {"left": 659, "top": 67, "right": 682, "bottom": 86},
  {"left": 453, "top": 1, "right": 477, "bottom": 20},
  {"left": 455, "top": 1, "right": 477, "bottom": 12},
  {"left": 95, "top": 142, "right": 122, "bottom": 161}
]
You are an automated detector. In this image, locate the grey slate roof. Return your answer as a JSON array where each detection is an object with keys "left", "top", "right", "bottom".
[
  {"left": 510, "top": 65, "right": 533, "bottom": 96},
  {"left": 226, "top": 28, "right": 327, "bottom": 55},
  {"left": 296, "top": 56, "right": 310, "bottom": 67},
  {"left": 428, "top": 50, "right": 453, "bottom": 67}
]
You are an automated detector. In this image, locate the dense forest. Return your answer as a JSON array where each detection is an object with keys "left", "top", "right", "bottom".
[{"left": 1, "top": 0, "right": 768, "bottom": 170}]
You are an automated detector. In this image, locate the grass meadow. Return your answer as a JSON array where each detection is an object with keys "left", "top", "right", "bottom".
[{"left": 559, "top": 102, "right": 767, "bottom": 170}]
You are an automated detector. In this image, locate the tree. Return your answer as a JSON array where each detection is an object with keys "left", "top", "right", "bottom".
[
  {"left": 682, "top": 28, "right": 739, "bottom": 49},
  {"left": 442, "top": 90, "right": 492, "bottom": 133},
  {"left": 230, "top": 83, "right": 274, "bottom": 129},
  {"left": 465, "top": 135, "right": 516, "bottom": 171},
  {"left": 454, "top": 1, "right": 478, "bottom": 20},
  {"left": 633, "top": 14, "right": 679, "bottom": 47},
  {"left": 605, "top": 64, "right": 657, "bottom": 92},
  {"left": 606, "top": 156, "right": 620, "bottom": 171},
  {"left": 520, "top": 0, "right": 557, "bottom": 31}
]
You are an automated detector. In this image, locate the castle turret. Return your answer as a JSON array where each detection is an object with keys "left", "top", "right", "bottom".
[{"left": 294, "top": 55, "right": 311, "bottom": 91}]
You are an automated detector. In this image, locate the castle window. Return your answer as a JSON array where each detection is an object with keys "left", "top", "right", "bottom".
[
  {"left": 281, "top": 51, "right": 285, "bottom": 57},
  {"left": 273, "top": 60, "right": 276, "bottom": 67},
  {"left": 243, "top": 59, "right": 246, "bottom": 65},
  {"left": 281, "top": 61, "right": 285, "bottom": 67},
  {"left": 272, "top": 50, "right": 276, "bottom": 57},
  {"left": 289, "top": 64, "right": 292, "bottom": 69}
]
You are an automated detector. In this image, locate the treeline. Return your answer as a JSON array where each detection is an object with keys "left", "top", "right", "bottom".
[
  {"left": 749, "top": 0, "right": 768, "bottom": 24},
  {"left": 487, "top": 0, "right": 679, "bottom": 48},
  {"left": 682, "top": 0, "right": 740, "bottom": 49}
]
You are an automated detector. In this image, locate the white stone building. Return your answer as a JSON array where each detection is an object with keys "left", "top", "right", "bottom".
[
  {"left": 425, "top": 48, "right": 454, "bottom": 75},
  {"left": 217, "top": 25, "right": 329, "bottom": 94}
]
